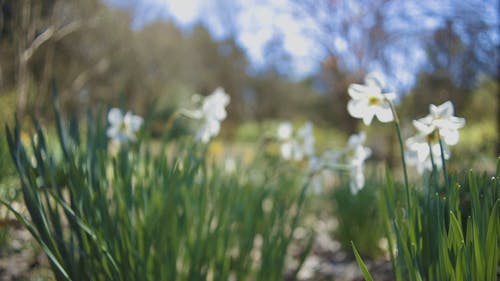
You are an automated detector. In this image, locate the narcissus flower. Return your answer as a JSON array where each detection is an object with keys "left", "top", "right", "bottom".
[
  {"left": 297, "top": 122, "right": 315, "bottom": 158},
  {"left": 277, "top": 122, "right": 293, "bottom": 141},
  {"left": 345, "top": 132, "right": 372, "bottom": 194},
  {"left": 406, "top": 101, "right": 463, "bottom": 174},
  {"left": 106, "top": 108, "right": 143, "bottom": 144},
  {"left": 413, "top": 101, "right": 465, "bottom": 146},
  {"left": 277, "top": 122, "right": 315, "bottom": 161},
  {"left": 347, "top": 73, "right": 396, "bottom": 125},
  {"left": 308, "top": 150, "right": 342, "bottom": 172},
  {"left": 183, "top": 87, "right": 230, "bottom": 143},
  {"left": 406, "top": 133, "right": 450, "bottom": 174}
]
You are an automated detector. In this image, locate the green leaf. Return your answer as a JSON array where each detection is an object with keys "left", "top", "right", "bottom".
[{"left": 351, "top": 241, "right": 374, "bottom": 281}]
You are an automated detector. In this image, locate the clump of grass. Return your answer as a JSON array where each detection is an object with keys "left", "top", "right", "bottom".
[
  {"left": 2, "top": 89, "right": 311, "bottom": 281},
  {"left": 384, "top": 164, "right": 499, "bottom": 280},
  {"left": 332, "top": 176, "right": 385, "bottom": 258},
  {"left": 354, "top": 164, "right": 499, "bottom": 281},
  {"left": 0, "top": 132, "right": 18, "bottom": 250},
  {"left": 347, "top": 74, "right": 499, "bottom": 281}
]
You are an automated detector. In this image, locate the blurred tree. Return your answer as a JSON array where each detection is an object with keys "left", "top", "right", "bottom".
[
  {"left": 292, "top": 0, "right": 499, "bottom": 153},
  {"left": 399, "top": 73, "right": 467, "bottom": 122},
  {"left": 0, "top": 0, "right": 101, "bottom": 118},
  {"left": 317, "top": 57, "right": 363, "bottom": 134}
]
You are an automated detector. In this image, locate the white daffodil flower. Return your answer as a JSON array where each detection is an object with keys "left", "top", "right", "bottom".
[
  {"left": 308, "top": 150, "right": 342, "bottom": 194},
  {"left": 297, "top": 122, "right": 315, "bottom": 158},
  {"left": 350, "top": 165, "right": 366, "bottom": 195},
  {"left": 184, "top": 87, "right": 230, "bottom": 143},
  {"left": 308, "top": 150, "right": 342, "bottom": 172},
  {"left": 277, "top": 122, "right": 315, "bottom": 161},
  {"left": 406, "top": 132, "right": 450, "bottom": 174},
  {"left": 106, "top": 108, "right": 143, "bottom": 144},
  {"left": 413, "top": 101, "right": 465, "bottom": 146},
  {"left": 277, "top": 122, "right": 293, "bottom": 140},
  {"left": 280, "top": 140, "right": 296, "bottom": 160},
  {"left": 347, "top": 73, "right": 396, "bottom": 125},
  {"left": 346, "top": 132, "right": 372, "bottom": 166},
  {"left": 308, "top": 133, "right": 370, "bottom": 194},
  {"left": 406, "top": 101, "right": 463, "bottom": 174},
  {"left": 345, "top": 132, "right": 372, "bottom": 194}
]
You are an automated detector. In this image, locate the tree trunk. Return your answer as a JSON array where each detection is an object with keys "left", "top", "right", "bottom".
[
  {"left": 36, "top": 44, "right": 55, "bottom": 114},
  {"left": 17, "top": 43, "right": 29, "bottom": 119},
  {"left": 16, "top": 0, "right": 31, "bottom": 120}
]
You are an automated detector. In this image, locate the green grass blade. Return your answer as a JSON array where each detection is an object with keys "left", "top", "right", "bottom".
[
  {"left": 351, "top": 241, "right": 374, "bottom": 281},
  {"left": 0, "top": 198, "right": 71, "bottom": 281}
]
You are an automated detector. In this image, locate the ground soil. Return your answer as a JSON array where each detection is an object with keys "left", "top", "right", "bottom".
[{"left": 0, "top": 222, "right": 394, "bottom": 281}]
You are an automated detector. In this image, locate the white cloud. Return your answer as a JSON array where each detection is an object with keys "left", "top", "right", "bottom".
[{"left": 146, "top": 0, "right": 204, "bottom": 25}]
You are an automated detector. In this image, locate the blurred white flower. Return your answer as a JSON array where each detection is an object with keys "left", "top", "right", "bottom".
[
  {"left": 406, "top": 132, "right": 450, "bottom": 174},
  {"left": 413, "top": 101, "right": 465, "bottom": 146},
  {"left": 277, "top": 122, "right": 315, "bottom": 161},
  {"left": 277, "top": 122, "right": 293, "bottom": 140},
  {"left": 106, "top": 108, "right": 143, "bottom": 144},
  {"left": 350, "top": 165, "right": 366, "bottom": 195},
  {"left": 187, "top": 87, "right": 230, "bottom": 143},
  {"left": 280, "top": 140, "right": 296, "bottom": 160},
  {"left": 224, "top": 157, "right": 237, "bottom": 173},
  {"left": 406, "top": 101, "right": 463, "bottom": 174},
  {"left": 345, "top": 132, "right": 372, "bottom": 194},
  {"left": 346, "top": 132, "right": 372, "bottom": 166},
  {"left": 347, "top": 73, "right": 396, "bottom": 125},
  {"left": 297, "top": 122, "right": 315, "bottom": 158},
  {"left": 308, "top": 150, "right": 341, "bottom": 172}
]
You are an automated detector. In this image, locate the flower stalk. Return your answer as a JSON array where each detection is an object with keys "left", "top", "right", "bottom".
[
  {"left": 388, "top": 100, "right": 411, "bottom": 211},
  {"left": 438, "top": 137, "right": 449, "bottom": 189}
]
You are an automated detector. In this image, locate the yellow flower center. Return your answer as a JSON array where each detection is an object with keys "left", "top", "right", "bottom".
[
  {"left": 368, "top": 96, "right": 380, "bottom": 105},
  {"left": 119, "top": 122, "right": 128, "bottom": 132},
  {"left": 426, "top": 129, "right": 440, "bottom": 144}
]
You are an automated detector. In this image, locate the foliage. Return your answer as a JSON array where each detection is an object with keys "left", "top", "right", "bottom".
[
  {"left": 2, "top": 97, "right": 311, "bottom": 280},
  {"left": 332, "top": 174, "right": 385, "bottom": 258},
  {"left": 0, "top": 131, "right": 15, "bottom": 249},
  {"left": 381, "top": 164, "right": 500, "bottom": 281}
]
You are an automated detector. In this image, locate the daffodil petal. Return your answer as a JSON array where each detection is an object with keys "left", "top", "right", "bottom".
[
  {"left": 281, "top": 142, "right": 293, "bottom": 160},
  {"left": 108, "top": 108, "right": 123, "bottom": 125},
  {"left": 362, "top": 113, "right": 375, "bottom": 125},
  {"left": 125, "top": 113, "right": 143, "bottom": 131},
  {"left": 347, "top": 99, "right": 369, "bottom": 119},
  {"left": 430, "top": 101, "right": 453, "bottom": 118},
  {"left": 413, "top": 119, "right": 435, "bottom": 135},
  {"left": 440, "top": 128, "right": 459, "bottom": 146},
  {"left": 375, "top": 106, "right": 394, "bottom": 123},
  {"left": 277, "top": 122, "right": 293, "bottom": 140}
]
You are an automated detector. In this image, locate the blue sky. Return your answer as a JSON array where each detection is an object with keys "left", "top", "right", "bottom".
[
  {"left": 105, "top": 0, "right": 323, "bottom": 77},
  {"left": 104, "top": 0, "right": 498, "bottom": 93}
]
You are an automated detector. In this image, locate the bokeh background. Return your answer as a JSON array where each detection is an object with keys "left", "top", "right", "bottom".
[
  {"left": 0, "top": 0, "right": 498, "bottom": 168},
  {"left": 0, "top": 2, "right": 499, "bottom": 280}
]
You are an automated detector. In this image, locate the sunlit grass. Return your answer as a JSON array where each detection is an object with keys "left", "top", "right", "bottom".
[{"left": 2, "top": 92, "right": 312, "bottom": 280}]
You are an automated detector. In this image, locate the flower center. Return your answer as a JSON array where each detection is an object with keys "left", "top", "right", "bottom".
[
  {"left": 426, "top": 129, "right": 440, "bottom": 144},
  {"left": 119, "top": 122, "right": 128, "bottom": 132},
  {"left": 368, "top": 96, "right": 380, "bottom": 105}
]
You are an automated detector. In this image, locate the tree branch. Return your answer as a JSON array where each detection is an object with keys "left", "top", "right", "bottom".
[{"left": 20, "top": 19, "right": 86, "bottom": 64}]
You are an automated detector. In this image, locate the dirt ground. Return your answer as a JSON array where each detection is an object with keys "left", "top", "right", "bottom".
[
  {"left": 0, "top": 225, "right": 53, "bottom": 281},
  {"left": 0, "top": 221, "right": 393, "bottom": 281}
]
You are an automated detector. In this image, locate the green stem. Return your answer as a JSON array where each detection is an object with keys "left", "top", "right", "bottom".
[
  {"left": 388, "top": 101, "right": 411, "bottom": 211},
  {"left": 428, "top": 141, "right": 439, "bottom": 192},
  {"left": 437, "top": 137, "right": 449, "bottom": 189}
]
